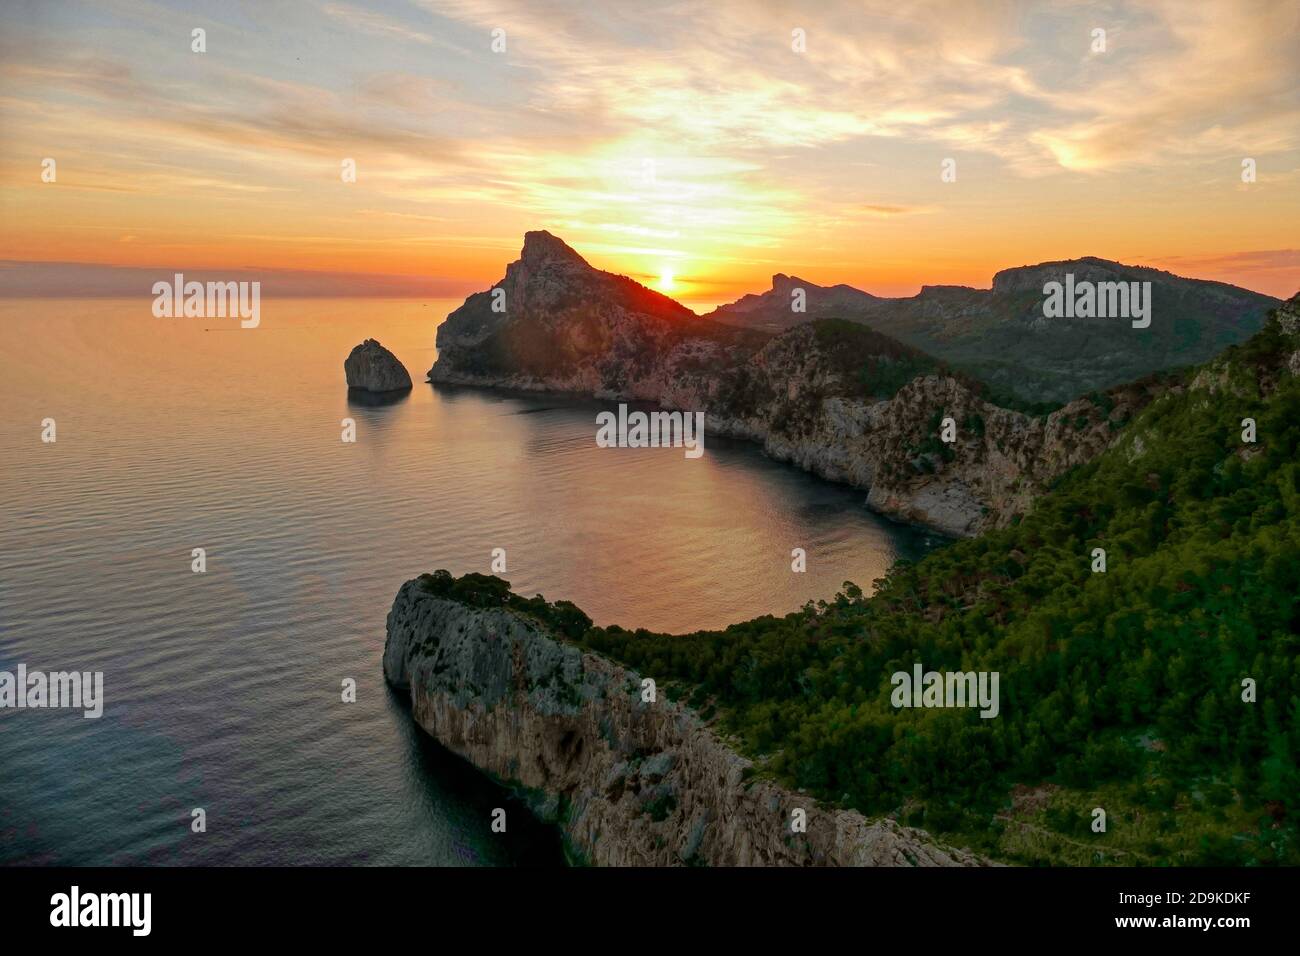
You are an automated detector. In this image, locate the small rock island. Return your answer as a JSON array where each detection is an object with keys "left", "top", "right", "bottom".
[{"left": 344, "top": 339, "right": 412, "bottom": 393}]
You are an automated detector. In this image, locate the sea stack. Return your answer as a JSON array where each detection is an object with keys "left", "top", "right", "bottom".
[{"left": 345, "top": 339, "right": 412, "bottom": 392}]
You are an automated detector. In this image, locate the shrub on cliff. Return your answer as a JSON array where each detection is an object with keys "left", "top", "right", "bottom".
[{"left": 417, "top": 571, "right": 592, "bottom": 639}]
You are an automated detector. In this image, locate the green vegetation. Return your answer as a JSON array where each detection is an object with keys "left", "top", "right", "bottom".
[
  {"left": 843, "top": 272, "right": 1276, "bottom": 405},
  {"left": 575, "top": 307, "right": 1300, "bottom": 864},
  {"left": 642, "top": 793, "right": 678, "bottom": 822},
  {"left": 812, "top": 319, "right": 944, "bottom": 400},
  {"left": 427, "top": 302, "right": 1300, "bottom": 865},
  {"left": 417, "top": 569, "right": 592, "bottom": 640},
  {"left": 811, "top": 318, "right": 1064, "bottom": 414}
]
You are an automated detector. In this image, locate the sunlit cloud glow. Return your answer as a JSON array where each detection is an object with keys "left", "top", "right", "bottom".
[{"left": 0, "top": 0, "right": 1296, "bottom": 301}]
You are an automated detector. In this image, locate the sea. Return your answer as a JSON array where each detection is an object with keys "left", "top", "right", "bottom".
[{"left": 0, "top": 297, "right": 940, "bottom": 865}]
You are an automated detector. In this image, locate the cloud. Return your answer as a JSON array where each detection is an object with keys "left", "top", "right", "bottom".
[
  {"left": 401, "top": 0, "right": 1300, "bottom": 181},
  {"left": 859, "top": 203, "right": 933, "bottom": 217},
  {"left": 1, "top": 0, "right": 1296, "bottom": 289},
  {"left": 321, "top": 2, "right": 438, "bottom": 46},
  {"left": 1150, "top": 249, "right": 1300, "bottom": 273},
  {"left": 1139, "top": 248, "right": 1300, "bottom": 299},
  {"left": 1023, "top": 0, "right": 1300, "bottom": 172}
]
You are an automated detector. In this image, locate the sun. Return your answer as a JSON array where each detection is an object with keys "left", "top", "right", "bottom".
[{"left": 656, "top": 268, "right": 676, "bottom": 292}]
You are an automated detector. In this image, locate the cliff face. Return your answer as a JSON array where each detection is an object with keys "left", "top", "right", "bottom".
[
  {"left": 662, "top": 324, "right": 1160, "bottom": 536},
  {"left": 383, "top": 577, "right": 986, "bottom": 867},
  {"left": 432, "top": 230, "right": 759, "bottom": 396},
  {"left": 432, "top": 237, "right": 1162, "bottom": 535}
]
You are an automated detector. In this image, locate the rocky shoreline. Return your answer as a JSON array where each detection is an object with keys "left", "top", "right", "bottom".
[
  {"left": 430, "top": 334, "right": 1160, "bottom": 537},
  {"left": 382, "top": 575, "right": 988, "bottom": 867},
  {"left": 427, "top": 232, "right": 1165, "bottom": 537}
]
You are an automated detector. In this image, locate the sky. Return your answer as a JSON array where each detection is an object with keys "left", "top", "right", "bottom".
[{"left": 1, "top": 0, "right": 1297, "bottom": 305}]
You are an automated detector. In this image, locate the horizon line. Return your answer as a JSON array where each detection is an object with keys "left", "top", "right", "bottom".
[{"left": 0, "top": 255, "right": 1292, "bottom": 304}]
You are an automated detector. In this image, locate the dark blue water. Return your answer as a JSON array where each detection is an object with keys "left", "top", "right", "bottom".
[{"left": 0, "top": 298, "right": 939, "bottom": 865}]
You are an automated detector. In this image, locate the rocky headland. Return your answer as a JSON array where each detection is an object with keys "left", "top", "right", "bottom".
[
  {"left": 429, "top": 231, "right": 1168, "bottom": 536},
  {"left": 382, "top": 572, "right": 987, "bottom": 867}
]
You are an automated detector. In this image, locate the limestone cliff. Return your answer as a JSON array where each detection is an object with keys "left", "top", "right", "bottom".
[
  {"left": 429, "top": 232, "right": 1165, "bottom": 536},
  {"left": 647, "top": 323, "right": 1162, "bottom": 536},
  {"left": 383, "top": 576, "right": 986, "bottom": 867}
]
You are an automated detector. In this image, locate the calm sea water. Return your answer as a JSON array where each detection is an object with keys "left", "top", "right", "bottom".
[{"left": 0, "top": 297, "right": 939, "bottom": 866}]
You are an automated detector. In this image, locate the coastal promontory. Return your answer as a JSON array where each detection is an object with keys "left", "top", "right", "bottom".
[{"left": 382, "top": 570, "right": 986, "bottom": 867}]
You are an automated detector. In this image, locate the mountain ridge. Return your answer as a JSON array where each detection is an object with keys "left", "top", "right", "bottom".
[
  {"left": 706, "top": 256, "right": 1280, "bottom": 402},
  {"left": 429, "top": 232, "right": 1193, "bottom": 536}
]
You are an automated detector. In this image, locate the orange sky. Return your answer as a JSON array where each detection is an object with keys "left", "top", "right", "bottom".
[{"left": 1, "top": 0, "right": 1298, "bottom": 303}]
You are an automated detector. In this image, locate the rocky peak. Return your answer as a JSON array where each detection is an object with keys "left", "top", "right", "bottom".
[
  {"left": 917, "top": 284, "right": 980, "bottom": 296},
  {"left": 755, "top": 273, "right": 880, "bottom": 310},
  {"left": 519, "top": 229, "right": 590, "bottom": 269},
  {"left": 1279, "top": 290, "right": 1300, "bottom": 328},
  {"left": 431, "top": 231, "right": 709, "bottom": 380},
  {"left": 991, "top": 257, "right": 1150, "bottom": 295}
]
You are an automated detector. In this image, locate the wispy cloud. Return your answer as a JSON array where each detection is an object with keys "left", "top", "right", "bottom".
[
  {"left": 0, "top": 0, "right": 1296, "bottom": 297},
  {"left": 321, "top": 2, "right": 436, "bottom": 46}
]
